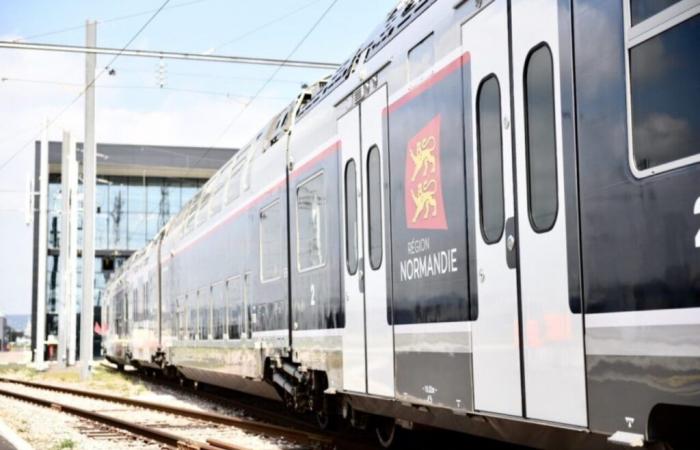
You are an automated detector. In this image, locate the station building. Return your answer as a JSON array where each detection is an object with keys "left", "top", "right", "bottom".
[{"left": 30, "top": 141, "right": 236, "bottom": 359}]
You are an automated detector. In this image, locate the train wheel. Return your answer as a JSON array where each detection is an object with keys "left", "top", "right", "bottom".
[
  {"left": 315, "top": 410, "right": 333, "bottom": 431},
  {"left": 375, "top": 418, "right": 401, "bottom": 449}
]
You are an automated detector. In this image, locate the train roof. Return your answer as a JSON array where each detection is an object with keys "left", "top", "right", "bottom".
[
  {"left": 106, "top": 0, "right": 436, "bottom": 274},
  {"left": 297, "top": 0, "right": 436, "bottom": 118}
]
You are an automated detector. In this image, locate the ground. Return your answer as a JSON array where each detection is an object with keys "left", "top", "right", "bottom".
[
  {"left": 0, "top": 362, "right": 147, "bottom": 396},
  {"left": 0, "top": 362, "right": 290, "bottom": 450}
]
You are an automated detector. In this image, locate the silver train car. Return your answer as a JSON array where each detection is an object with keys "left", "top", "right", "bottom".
[{"left": 103, "top": 0, "right": 700, "bottom": 448}]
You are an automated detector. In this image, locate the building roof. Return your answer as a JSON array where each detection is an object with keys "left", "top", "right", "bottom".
[{"left": 45, "top": 141, "right": 237, "bottom": 178}]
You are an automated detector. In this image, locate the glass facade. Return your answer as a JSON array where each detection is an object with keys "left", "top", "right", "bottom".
[{"left": 44, "top": 174, "right": 204, "bottom": 341}]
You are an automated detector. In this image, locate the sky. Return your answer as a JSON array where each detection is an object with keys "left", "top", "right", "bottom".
[{"left": 0, "top": 0, "right": 396, "bottom": 315}]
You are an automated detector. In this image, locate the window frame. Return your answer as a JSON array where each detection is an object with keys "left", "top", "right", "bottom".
[
  {"left": 259, "top": 199, "right": 283, "bottom": 283},
  {"left": 295, "top": 170, "right": 327, "bottom": 273},
  {"left": 623, "top": 0, "right": 700, "bottom": 178},
  {"left": 523, "top": 42, "right": 559, "bottom": 233},
  {"left": 476, "top": 73, "right": 506, "bottom": 245}
]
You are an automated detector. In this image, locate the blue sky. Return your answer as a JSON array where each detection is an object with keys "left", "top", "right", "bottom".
[
  {"left": 0, "top": 0, "right": 396, "bottom": 147},
  {"left": 0, "top": 0, "right": 396, "bottom": 315}
]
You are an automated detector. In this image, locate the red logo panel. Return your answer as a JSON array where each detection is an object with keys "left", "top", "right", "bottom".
[{"left": 404, "top": 115, "right": 447, "bottom": 230}]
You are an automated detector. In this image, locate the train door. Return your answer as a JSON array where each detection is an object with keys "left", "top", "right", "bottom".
[
  {"left": 339, "top": 85, "right": 395, "bottom": 397},
  {"left": 510, "top": 0, "right": 586, "bottom": 426},
  {"left": 463, "top": 0, "right": 522, "bottom": 417},
  {"left": 464, "top": 0, "right": 587, "bottom": 426}
]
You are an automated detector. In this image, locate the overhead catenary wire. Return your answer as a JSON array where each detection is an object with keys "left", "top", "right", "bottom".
[
  {"left": 0, "top": 41, "right": 341, "bottom": 70},
  {"left": 0, "top": 76, "right": 292, "bottom": 101},
  {"left": 187, "top": 0, "right": 341, "bottom": 176},
  {"left": 0, "top": 0, "right": 173, "bottom": 174},
  {"left": 206, "top": 0, "right": 323, "bottom": 53},
  {"left": 111, "top": 67, "right": 307, "bottom": 85},
  {"left": 11, "top": 0, "right": 210, "bottom": 43}
]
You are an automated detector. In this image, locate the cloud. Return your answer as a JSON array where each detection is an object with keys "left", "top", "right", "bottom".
[
  {"left": 634, "top": 112, "right": 694, "bottom": 161},
  {"left": 0, "top": 39, "right": 291, "bottom": 160},
  {"left": 0, "top": 38, "right": 292, "bottom": 315}
]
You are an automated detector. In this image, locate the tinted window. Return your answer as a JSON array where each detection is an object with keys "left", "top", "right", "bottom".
[
  {"left": 296, "top": 172, "right": 326, "bottom": 271},
  {"left": 408, "top": 34, "right": 434, "bottom": 80},
  {"left": 476, "top": 75, "right": 505, "bottom": 244},
  {"left": 188, "top": 295, "right": 197, "bottom": 339},
  {"left": 367, "top": 146, "right": 383, "bottom": 270},
  {"left": 344, "top": 160, "right": 359, "bottom": 275},
  {"left": 524, "top": 44, "right": 559, "bottom": 232},
  {"left": 260, "top": 200, "right": 283, "bottom": 281},
  {"left": 212, "top": 285, "right": 225, "bottom": 340},
  {"left": 630, "top": 14, "right": 700, "bottom": 171},
  {"left": 630, "top": 0, "right": 682, "bottom": 25},
  {"left": 198, "top": 290, "right": 209, "bottom": 339},
  {"left": 226, "top": 278, "right": 242, "bottom": 339}
]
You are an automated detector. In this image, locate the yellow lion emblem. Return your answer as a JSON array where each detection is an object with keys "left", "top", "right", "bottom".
[
  {"left": 409, "top": 136, "right": 437, "bottom": 182},
  {"left": 410, "top": 179, "right": 438, "bottom": 223}
]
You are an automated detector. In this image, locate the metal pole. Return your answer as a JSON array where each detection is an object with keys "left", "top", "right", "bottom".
[
  {"left": 34, "top": 121, "right": 49, "bottom": 367},
  {"left": 67, "top": 136, "right": 78, "bottom": 366},
  {"left": 57, "top": 131, "right": 74, "bottom": 367},
  {"left": 0, "top": 40, "right": 340, "bottom": 70},
  {"left": 81, "top": 20, "right": 97, "bottom": 379}
]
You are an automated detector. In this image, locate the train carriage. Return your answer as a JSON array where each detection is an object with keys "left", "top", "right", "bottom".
[{"left": 103, "top": 0, "right": 700, "bottom": 447}]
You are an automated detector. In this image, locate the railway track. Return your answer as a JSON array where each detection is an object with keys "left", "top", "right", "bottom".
[
  {"left": 110, "top": 365, "right": 318, "bottom": 434},
  {"left": 99, "top": 364, "right": 383, "bottom": 450},
  {"left": 0, "top": 376, "right": 334, "bottom": 450}
]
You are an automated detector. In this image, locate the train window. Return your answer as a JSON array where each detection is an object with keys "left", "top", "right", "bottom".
[
  {"left": 184, "top": 212, "right": 196, "bottom": 235},
  {"left": 143, "top": 283, "right": 149, "bottom": 323},
  {"left": 199, "top": 289, "right": 210, "bottom": 339},
  {"left": 408, "top": 33, "right": 434, "bottom": 81},
  {"left": 344, "top": 160, "right": 359, "bottom": 275},
  {"left": 225, "top": 167, "right": 242, "bottom": 205},
  {"left": 195, "top": 191, "right": 211, "bottom": 227},
  {"left": 133, "top": 288, "right": 140, "bottom": 322},
  {"left": 208, "top": 178, "right": 226, "bottom": 218},
  {"left": 212, "top": 284, "right": 225, "bottom": 340},
  {"left": 627, "top": 9, "right": 700, "bottom": 174},
  {"left": 630, "top": 0, "right": 683, "bottom": 25},
  {"left": 476, "top": 75, "right": 505, "bottom": 244},
  {"left": 176, "top": 297, "right": 185, "bottom": 340},
  {"left": 296, "top": 172, "right": 327, "bottom": 271},
  {"left": 189, "top": 294, "right": 198, "bottom": 340},
  {"left": 226, "top": 277, "right": 242, "bottom": 339},
  {"left": 367, "top": 146, "right": 383, "bottom": 270},
  {"left": 524, "top": 44, "right": 559, "bottom": 233},
  {"left": 260, "top": 200, "right": 283, "bottom": 282}
]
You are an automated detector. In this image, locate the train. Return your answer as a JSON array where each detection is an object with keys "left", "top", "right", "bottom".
[{"left": 102, "top": 0, "right": 700, "bottom": 448}]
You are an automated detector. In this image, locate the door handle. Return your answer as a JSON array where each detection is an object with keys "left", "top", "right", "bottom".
[
  {"left": 504, "top": 217, "right": 517, "bottom": 269},
  {"left": 506, "top": 234, "right": 516, "bottom": 251},
  {"left": 359, "top": 269, "right": 365, "bottom": 293}
]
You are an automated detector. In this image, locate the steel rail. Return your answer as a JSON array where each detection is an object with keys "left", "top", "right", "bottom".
[
  {"left": 0, "top": 41, "right": 341, "bottom": 70},
  {"left": 0, "top": 385, "right": 222, "bottom": 450},
  {"left": 0, "top": 377, "right": 332, "bottom": 447}
]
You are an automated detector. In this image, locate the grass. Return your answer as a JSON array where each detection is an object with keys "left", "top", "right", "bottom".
[
  {"left": 0, "top": 362, "right": 148, "bottom": 396},
  {"left": 52, "top": 438, "right": 76, "bottom": 450},
  {"left": 0, "top": 364, "right": 37, "bottom": 380}
]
